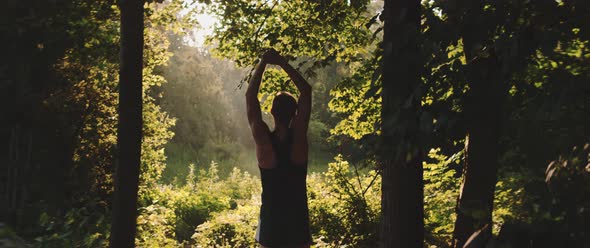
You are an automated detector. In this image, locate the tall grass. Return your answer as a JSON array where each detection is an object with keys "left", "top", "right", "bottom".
[{"left": 163, "top": 141, "right": 334, "bottom": 185}]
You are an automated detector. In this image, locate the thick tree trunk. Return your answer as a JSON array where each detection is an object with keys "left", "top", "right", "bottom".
[
  {"left": 452, "top": 44, "right": 504, "bottom": 248},
  {"left": 109, "top": 0, "right": 144, "bottom": 247},
  {"left": 380, "top": 0, "right": 424, "bottom": 247}
]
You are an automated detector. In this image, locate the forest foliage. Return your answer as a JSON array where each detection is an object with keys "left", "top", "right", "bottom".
[{"left": 1, "top": 0, "right": 589, "bottom": 247}]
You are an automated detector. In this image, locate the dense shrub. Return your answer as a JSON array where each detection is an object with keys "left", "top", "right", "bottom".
[
  {"left": 29, "top": 149, "right": 563, "bottom": 247},
  {"left": 192, "top": 155, "right": 381, "bottom": 248},
  {"left": 308, "top": 155, "right": 381, "bottom": 247},
  {"left": 136, "top": 204, "right": 177, "bottom": 247},
  {"left": 192, "top": 200, "right": 260, "bottom": 248},
  {"left": 136, "top": 162, "right": 260, "bottom": 245},
  {"left": 29, "top": 150, "right": 558, "bottom": 247},
  {"left": 35, "top": 200, "right": 110, "bottom": 248},
  {"left": 423, "top": 148, "right": 461, "bottom": 246}
]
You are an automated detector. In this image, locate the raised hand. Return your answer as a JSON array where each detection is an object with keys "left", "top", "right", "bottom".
[{"left": 262, "top": 48, "right": 287, "bottom": 66}]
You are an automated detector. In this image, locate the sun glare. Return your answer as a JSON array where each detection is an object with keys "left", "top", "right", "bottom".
[
  {"left": 177, "top": 0, "right": 217, "bottom": 47},
  {"left": 189, "top": 12, "right": 217, "bottom": 47}
]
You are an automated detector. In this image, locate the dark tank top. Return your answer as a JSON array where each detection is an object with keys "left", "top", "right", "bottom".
[{"left": 256, "top": 129, "right": 311, "bottom": 247}]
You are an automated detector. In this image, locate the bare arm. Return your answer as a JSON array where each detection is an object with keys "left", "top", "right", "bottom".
[
  {"left": 281, "top": 62, "right": 312, "bottom": 134},
  {"left": 246, "top": 59, "right": 267, "bottom": 130},
  {"left": 246, "top": 58, "right": 274, "bottom": 168}
]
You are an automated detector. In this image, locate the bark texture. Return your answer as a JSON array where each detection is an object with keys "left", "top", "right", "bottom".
[
  {"left": 452, "top": 17, "right": 505, "bottom": 248},
  {"left": 109, "top": 0, "right": 144, "bottom": 247},
  {"left": 452, "top": 56, "right": 503, "bottom": 248},
  {"left": 380, "top": 0, "right": 424, "bottom": 247}
]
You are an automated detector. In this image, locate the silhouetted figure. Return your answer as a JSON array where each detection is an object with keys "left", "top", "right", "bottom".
[{"left": 246, "top": 49, "right": 312, "bottom": 248}]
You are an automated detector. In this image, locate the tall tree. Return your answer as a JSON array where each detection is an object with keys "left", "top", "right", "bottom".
[
  {"left": 110, "top": 0, "right": 144, "bottom": 247},
  {"left": 380, "top": 0, "right": 424, "bottom": 247},
  {"left": 450, "top": 3, "right": 504, "bottom": 246},
  {"left": 446, "top": 1, "right": 550, "bottom": 245}
]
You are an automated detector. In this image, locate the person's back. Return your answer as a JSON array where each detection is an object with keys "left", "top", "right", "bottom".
[
  {"left": 245, "top": 49, "right": 312, "bottom": 248},
  {"left": 257, "top": 130, "right": 310, "bottom": 246}
]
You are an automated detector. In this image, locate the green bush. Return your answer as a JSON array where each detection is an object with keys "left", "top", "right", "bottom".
[
  {"left": 308, "top": 155, "right": 381, "bottom": 247},
  {"left": 31, "top": 151, "right": 543, "bottom": 247},
  {"left": 189, "top": 164, "right": 261, "bottom": 247},
  {"left": 31, "top": 149, "right": 545, "bottom": 247},
  {"left": 35, "top": 200, "right": 110, "bottom": 248},
  {"left": 192, "top": 200, "right": 260, "bottom": 248},
  {"left": 136, "top": 162, "right": 261, "bottom": 245},
  {"left": 191, "top": 155, "right": 381, "bottom": 247},
  {"left": 136, "top": 203, "right": 177, "bottom": 248},
  {"left": 423, "top": 148, "right": 461, "bottom": 246}
]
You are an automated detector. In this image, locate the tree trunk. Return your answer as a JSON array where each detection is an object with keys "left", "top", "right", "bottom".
[
  {"left": 380, "top": 0, "right": 424, "bottom": 247},
  {"left": 452, "top": 40, "right": 504, "bottom": 248},
  {"left": 109, "top": 0, "right": 144, "bottom": 247}
]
